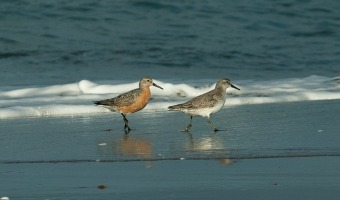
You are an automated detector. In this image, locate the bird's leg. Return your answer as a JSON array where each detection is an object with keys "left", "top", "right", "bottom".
[
  {"left": 121, "top": 113, "right": 131, "bottom": 131},
  {"left": 207, "top": 118, "right": 219, "bottom": 132},
  {"left": 183, "top": 116, "right": 193, "bottom": 132}
]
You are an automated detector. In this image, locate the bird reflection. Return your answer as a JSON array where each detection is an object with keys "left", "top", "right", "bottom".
[
  {"left": 98, "top": 133, "right": 153, "bottom": 168},
  {"left": 185, "top": 132, "right": 224, "bottom": 151},
  {"left": 185, "top": 132, "right": 233, "bottom": 166},
  {"left": 120, "top": 134, "right": 152, "bottom": 158}
]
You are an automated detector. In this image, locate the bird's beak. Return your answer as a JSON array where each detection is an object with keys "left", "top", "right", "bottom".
[
  {"left": 231, "top": 84, "right": 240, "bottom": 90},
  {"left": 153, "top": 83, "right": 163, "bottom": 90}
]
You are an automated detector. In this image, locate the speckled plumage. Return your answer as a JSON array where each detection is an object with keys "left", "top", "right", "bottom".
[
  {"left": 95, "top": 88, "right": 143, "bottom": 113},
  {"left": 95, "top": 77, "right": 163, "bottom": 132},
  {"left": 169, "top": 78, "right": 240, "bottom": 132}
]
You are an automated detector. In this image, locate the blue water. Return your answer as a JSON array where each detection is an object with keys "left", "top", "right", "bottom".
[
  {"left": 2, "top": 3, "right": 340, "bottom": 199},
  {"left": 0, "top": 0, "right": 340, "bottom": 119},
  {"left": 1, "top": 0, "right": 340, "bottom": 86}
]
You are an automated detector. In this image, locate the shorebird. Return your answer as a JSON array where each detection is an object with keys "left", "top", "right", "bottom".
[
  {"left": 168, "top": 78, "right": 240, "bottom": 132},
  {"left": 94, "top": 77, "right": 163, "bottom": 132}
]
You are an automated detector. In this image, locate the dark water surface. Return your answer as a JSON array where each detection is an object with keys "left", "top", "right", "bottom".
[
  {"left": 1, "top": 100, "right": 340, "bottom": 199},
  {"left": 1, "top": 0, "right": 340, "bottom": 86}
]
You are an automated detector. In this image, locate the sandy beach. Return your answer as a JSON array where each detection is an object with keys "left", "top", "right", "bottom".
[
  {"left": 1, "top": 99, "right": 340, "bottom": 199},
  {"left": 2, "top": 1, "right": 340, "bottom": 199}
]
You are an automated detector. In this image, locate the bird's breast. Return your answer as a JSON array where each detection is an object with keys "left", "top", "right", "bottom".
[{"left": 118, "top": 89, "right": 151, "bottom": 114}]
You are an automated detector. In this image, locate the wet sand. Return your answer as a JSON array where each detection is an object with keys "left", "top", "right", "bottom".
[{"left": 1, "top": 100, "right": 340, "bottom": 199}]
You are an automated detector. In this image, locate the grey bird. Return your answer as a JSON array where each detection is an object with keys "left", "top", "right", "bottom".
[{"left": 168, "top": 78, "right": 240, "bottom": 132}]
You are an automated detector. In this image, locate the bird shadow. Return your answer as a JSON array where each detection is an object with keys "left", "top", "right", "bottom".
[
  {"left": 101, "top": 127, "right": 138, "bottom": 134},
  {"left": 181, "top": 128, "right": 228, "bottom": 133},
  {"left": 214, "top": 129, "right": 228, "bottom": 132},
  {"left": 103, "top": 128, "right": 114, "bottom": 132}
]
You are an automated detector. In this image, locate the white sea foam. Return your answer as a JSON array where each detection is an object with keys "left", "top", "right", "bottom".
[{"left": 0, "top": 75, "right": 339, "bottom": 119}]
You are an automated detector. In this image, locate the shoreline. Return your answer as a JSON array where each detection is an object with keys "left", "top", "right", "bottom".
[
  {"left": 2, "top": 157, "right": 340, "bottom": 200},
  {"left": 1, "top": 99, "right": 340, "bottom": 199}
]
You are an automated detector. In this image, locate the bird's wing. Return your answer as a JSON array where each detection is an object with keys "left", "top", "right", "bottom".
[
  {"left": 171, "top": 90, "right": 218, "bottom": 109},
  {"left": 190, "top": 91, "right": 218, "bottom": 108},
  {"left": 95, "top": 89, "right": 141, "bottom": 107}
]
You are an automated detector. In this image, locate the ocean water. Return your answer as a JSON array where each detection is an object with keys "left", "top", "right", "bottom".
[{"left": 1, "top": 0, "right": 340, "bottom": 119}]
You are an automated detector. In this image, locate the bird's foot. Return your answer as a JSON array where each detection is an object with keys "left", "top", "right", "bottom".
[
  {"left": 124, "top": 124, "right": 132, "bottom": 133},
  {"left": 181, "top": 128, "right": 190, "bottom": 132},
  {"left": 213, "top": 128, "right": 219, "bottom": 132}
]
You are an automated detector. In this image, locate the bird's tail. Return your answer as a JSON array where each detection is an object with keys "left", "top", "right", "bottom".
[
  {"left": 94, "top": 100, "right": 104, "bottom": 106},
  {"left": 168, "top": 105, "right": 181, "bottom": 111}
]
